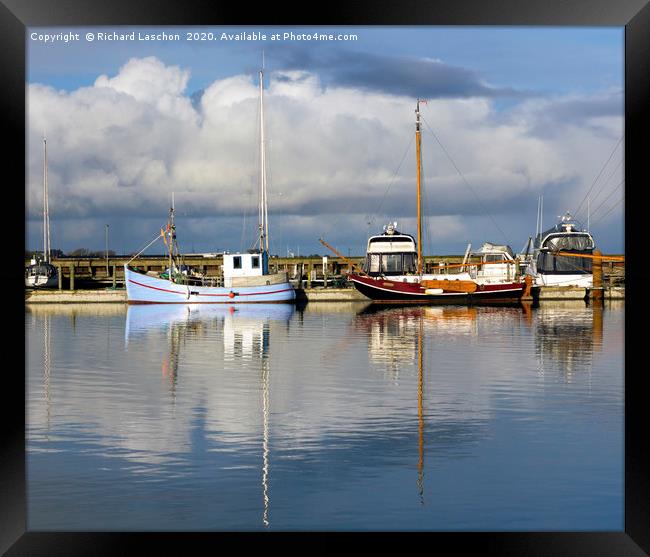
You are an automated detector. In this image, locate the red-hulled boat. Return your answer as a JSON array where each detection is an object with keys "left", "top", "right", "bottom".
[{"left": 344, "top": 100, "right": 529, "bottom": 304}]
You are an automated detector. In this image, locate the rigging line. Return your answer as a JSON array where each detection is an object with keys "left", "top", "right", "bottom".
[
  {"left": 583, "top": 157, "right": 623, "bottom": 211},
  {"left": 588, "top": 178, "right": 624, "bottom": 220},
  {"left": 573, "top": 135, "right": 622, "bottom": 218},
  {"left": 420, "top": 115, "right": 510, "bottom": 246},
  {"left": 591, "top": 196, "right": 624, "bottom": 226},
  {"left": 126, "top": 231, "right": 164, "bottom": 265},
  {"left": 373, "top": 132, "right": 415, "bottom": 217}
]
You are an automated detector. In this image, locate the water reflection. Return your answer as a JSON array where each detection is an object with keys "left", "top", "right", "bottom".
[
  {"left": 353, "top": 305, "right": 490, "bottom": 503},
  {"left": 26, "top": 300, "right": 622, "bottom": 530},
  {"left": 125, "top": 303, "right": 294, "bottom": 527},
  {"left": 354, "top": 305, "right": 486, "bottom": 382},
  {"left": 534, "top": 301, "right": 605, "bottom": 382}
]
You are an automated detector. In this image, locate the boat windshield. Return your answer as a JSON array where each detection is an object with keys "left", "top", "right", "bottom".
[
  {"left": 536, "top": 252, "right": 592, "bottom": 274},
  {"left": 366, "top": 252, "right": 417, "bottom": 276},
  {"left": 543, "top": 234, "right": 594, "bottom": 251},
  {"left": 26, "top": 264, "right": 56, "bottom": 277}
]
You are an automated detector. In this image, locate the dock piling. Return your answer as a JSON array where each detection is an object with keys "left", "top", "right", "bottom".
[{"left": 592, "top": 249, "right": 604, "bottom": 303}]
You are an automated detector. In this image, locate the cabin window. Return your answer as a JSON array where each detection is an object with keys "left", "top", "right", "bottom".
[
  {"left": 545, "top": 235, "right": 593, "bottom": 251},
  {"left": 368, "top": 254, "right": 381, "bottom": 273},
  {"left": 233, "top": 256, "right": 242, "bottom": 269},
  {"left": 537, "top": 252, "right": 592, "bottom": 273},
  {"left": 485, "top": 254, "right": 504, "bottom": 263},
  {"left": 381, "top": 254, "right": 402, "bottom": 273},
  {"left": 403, "top": 253, "right": 416, "bottom": 273},
  {"left": 251, "top": 256, "right": 260, "bottom": 268}
]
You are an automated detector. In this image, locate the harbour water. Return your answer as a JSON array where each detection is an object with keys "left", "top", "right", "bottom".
[{"left": 25, "top": 300, "right": 624, "bottom": 531}]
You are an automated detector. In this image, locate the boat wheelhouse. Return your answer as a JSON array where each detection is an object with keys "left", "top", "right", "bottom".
[
  {"left": 527, "top": 212, "right": 595, "bottom": 287},
  {"left": 365, "top": 223, "right": 418, "bottom": 277}
]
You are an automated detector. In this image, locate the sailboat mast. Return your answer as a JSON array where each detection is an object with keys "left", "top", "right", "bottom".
[
  {"left": 415, "top": 100, "right": 423, "bottom": 275},
  {"left": 43, "top": 136, "right": 50, "bottom": 264},
  {"left": 168, "top": 192, "right": 175, "bottom": 278},
  {"left": 259, "top": 68, "right": 269, "bottom": 253}
]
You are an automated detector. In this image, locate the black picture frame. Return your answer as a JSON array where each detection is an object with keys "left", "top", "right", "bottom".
[{"left": 6, "top": 0, "right": 647, "bottom": 554}]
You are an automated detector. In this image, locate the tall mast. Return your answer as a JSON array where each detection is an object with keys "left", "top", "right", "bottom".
[
  {"left": 259, "top": 66, "right": 269, "bottom": 253},
  {"left": 43, "top": 135, "right": 50, "bottom": 263},
  {"left": 415, "top": 100, "right": 423, "bottom": 275},
  {"left": 168, "top": 192, "right": 175, "bottom": 278}
]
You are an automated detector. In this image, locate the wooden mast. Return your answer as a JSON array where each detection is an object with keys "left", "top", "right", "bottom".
[{"left": 415, "top": 100, "right": 423, "bottom": 275}]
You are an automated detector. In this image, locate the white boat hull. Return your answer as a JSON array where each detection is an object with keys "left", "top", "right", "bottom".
[
  {"left": 124, "top": 265, "right": 295, "bottom": 304},
  {"left": 532, "top": 273, "right": 593, "bottom": 288},
  {"left": 25, "top": 273, "right": 58, "bottom": 288}
]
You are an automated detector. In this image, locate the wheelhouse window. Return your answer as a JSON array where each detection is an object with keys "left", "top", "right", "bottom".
[
  {"left": 367, "top": 252, "right": 418, "bottom": 275},
  {"left": 537, "top": 252, "right": 592, "bottom": 273},
  {"left": 368, "top": 254, "right": 381, "bottom": 273},
  {"left": 251, "top": 256, "right": 260, "bottom": 268},
  {"left": 381, "top": 254, "right": 402, "bottom": 273},
  {"left": 485, "top": 254, "right": 505, "bottom": 263},
  {"left": 233, "top": 256, "right": 242, "bottom": 269},
  {"left": 403, "top": 253, "right": 417, "bottom": 273}
]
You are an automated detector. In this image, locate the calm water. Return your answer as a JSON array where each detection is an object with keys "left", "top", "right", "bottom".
[{"left": 25, "top": 300, "right": 624, "bottom": 531}]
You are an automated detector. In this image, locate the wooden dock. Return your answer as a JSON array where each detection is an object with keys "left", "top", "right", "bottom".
[{"left": 25, "top": 252, "right": 624, "bottom": 303}]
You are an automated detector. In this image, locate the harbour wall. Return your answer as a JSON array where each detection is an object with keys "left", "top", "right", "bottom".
[{"left": 25, "top": 286, "right": 624, "bottom": 304}]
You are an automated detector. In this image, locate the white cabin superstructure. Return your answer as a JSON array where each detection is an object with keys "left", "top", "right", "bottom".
[
  {"left": 526, "top": 212, "right": 595, "bottom": 287},
  {"left": 365, "top": 223, "right": 418, "bottom": 276}
]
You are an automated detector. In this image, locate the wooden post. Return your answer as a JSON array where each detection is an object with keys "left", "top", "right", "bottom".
[
  {"left": 592, "top": 249, "right": 603, "bottom": 303},
  {"left": 58, "top": 265, "right": 62, "bottom": 290},
  {"left": 522, "top": 275, "right": 533, "bottom": 300},
  {"left": 112, "top": 264, "right": 117, "bottom": 288},
  {"left": 69, "top": 264, "right": 75, "bottom": 290},
  {"left": 307, "top": 262, "right": 313, "bottom": 289}
]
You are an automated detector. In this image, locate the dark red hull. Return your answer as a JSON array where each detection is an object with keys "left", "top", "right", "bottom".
[{"left": 349, "top": 274, "right": 526, "bottom": 304}]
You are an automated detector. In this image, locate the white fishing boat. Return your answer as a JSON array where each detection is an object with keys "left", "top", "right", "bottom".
[
  {"left": 26, "top": 136, "right": 58, "bottom": 288},
  {"left": 525, "top": 212, "right": 595, "bottom": 288},
  {"left": 340, "top": 101, "right": 527, "bottom": 304},
  {"left": 124, "top": 66, "right": 295, "bottom": 305}
]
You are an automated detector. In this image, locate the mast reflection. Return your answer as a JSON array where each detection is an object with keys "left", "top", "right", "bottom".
[{"left": 125, "top": 303, "right": 294, "bottom": 526}]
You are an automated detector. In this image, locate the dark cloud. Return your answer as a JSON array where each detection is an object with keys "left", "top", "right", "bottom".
[{"left": 267, "top": 46, "right": 530, "bottom": 99}]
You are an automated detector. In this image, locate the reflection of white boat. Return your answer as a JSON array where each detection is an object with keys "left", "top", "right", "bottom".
[
  {"left": 125, "top": 303, "right": 295, "bottom": 339},
  {"left": 124, "top": 66, "right": 294, "bottom": 304},
  {"left": 26, "top": 136, "right": 58, "bottom": 288},
  {"left": 526, "top": 212, "right": 595, "bottom": 287}
]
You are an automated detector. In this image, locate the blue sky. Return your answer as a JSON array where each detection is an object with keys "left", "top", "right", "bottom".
[{"left": 26, "top": 26, "right": 624, "bottom": 255}]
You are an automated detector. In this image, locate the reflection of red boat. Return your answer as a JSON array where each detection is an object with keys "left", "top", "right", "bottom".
[{"left": 346, "top": 101, "right": 527, "bottom": 304}]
